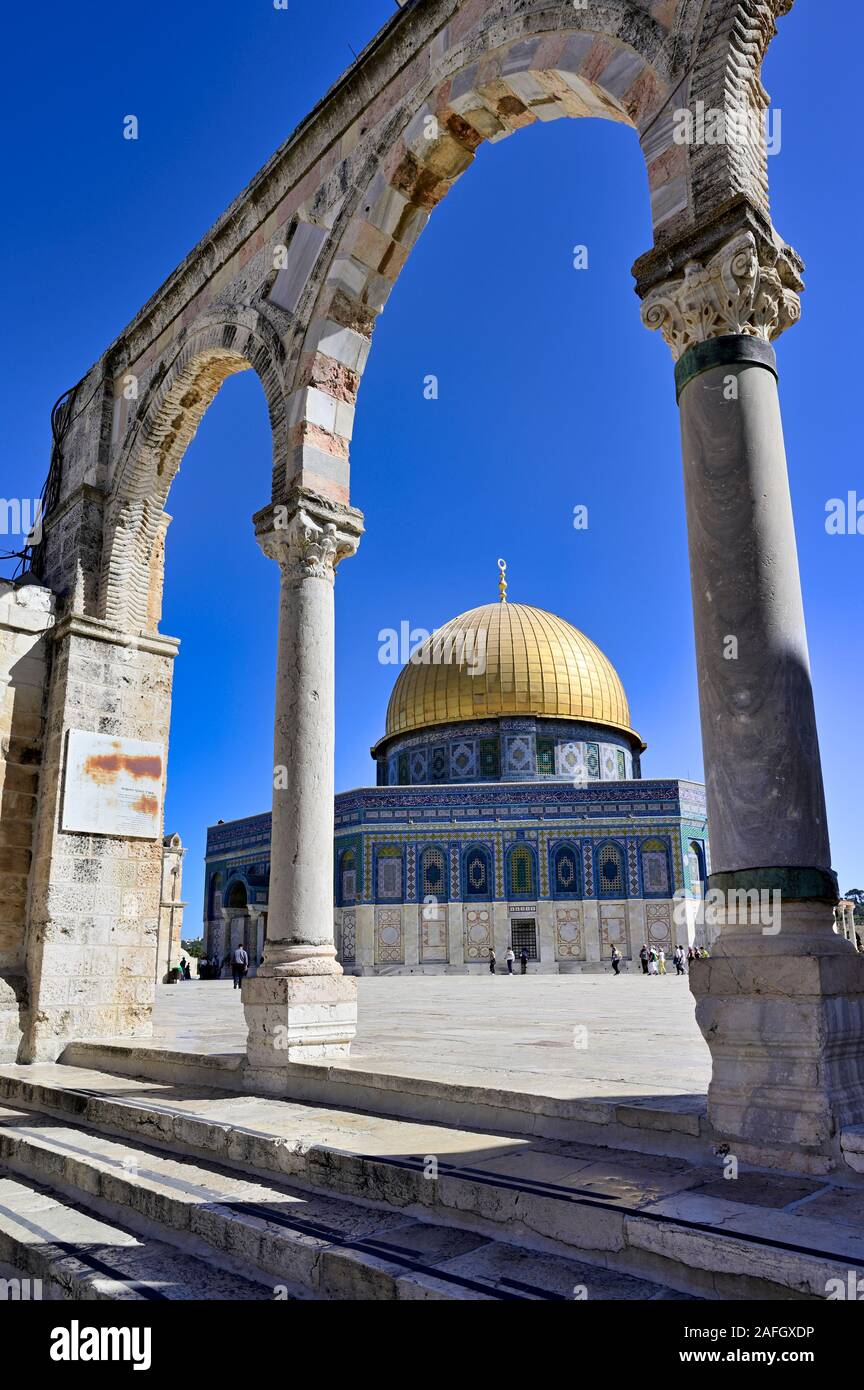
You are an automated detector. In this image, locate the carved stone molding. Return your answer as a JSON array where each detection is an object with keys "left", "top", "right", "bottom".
[
  {"left": 256, "top": 488, "right": 363, "bottom": 583},
  {"left": 640, "top": 230, "right": 803, "bottom": 361}
]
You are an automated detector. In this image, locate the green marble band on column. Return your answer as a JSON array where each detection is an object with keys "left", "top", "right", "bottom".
[
  {"left": 708, "top": 867, "right": 840, "bottom": 903},
  {"left": 675, "top": 334, "right": 778, "bottom": 400}
]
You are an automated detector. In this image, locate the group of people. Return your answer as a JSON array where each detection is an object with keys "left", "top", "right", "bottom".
[
  {"left": 488, "top": 947, "right": 530, "bottom": 975},
  {"left": 607, "top": 942, "right": 711, "bottom": 976},
  {"left": 185, "top": 945, "right": 253, "bottom": 987}
]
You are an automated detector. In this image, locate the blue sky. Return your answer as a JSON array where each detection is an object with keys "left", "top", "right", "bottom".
[{"left": 2, "top": 1, "right": 862, "bottom": 927}]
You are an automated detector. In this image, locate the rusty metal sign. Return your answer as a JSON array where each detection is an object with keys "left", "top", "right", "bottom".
[{"left": 61, "top": 730, "right": 164, "bottom": 839}]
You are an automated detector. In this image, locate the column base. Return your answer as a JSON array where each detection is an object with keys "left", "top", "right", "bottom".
[
  {"left": 691, "top": 903, "right": 864, "bottom": 1173},
  {"left": 242, "top": 971, "right": 357, "bottom": 1088}
]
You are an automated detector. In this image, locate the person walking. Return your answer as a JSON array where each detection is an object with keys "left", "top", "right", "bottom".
[
  {"left": 489, "top": 949, "right": 496, "bottom": 975},
  {"left": 610, "top": 946, "right": 621, "bottom": 976},
  {"left": 505, "top": 947, "right": 515, "bottom": 975},
  {"left": 231, "top": 944, "right": 249, "bottom": 990},
  {"left": 658, "top": 948, "right": 667, "bottom": 976},
  {"left": 673, "top": 945, "right": 686, "bottom": 976},
  {"left": 639, "top": 944, "right": 649, "bottom": 975},
  {"left": 519, "top": 947, "right": 528, "bottom": 975},
  {"left": 647, "top": 949, "right": 659, "bottom": 977}
]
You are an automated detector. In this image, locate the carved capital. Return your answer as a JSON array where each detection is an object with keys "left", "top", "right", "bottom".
[
  {"left": 256, "top": 488, "right": 363, "bottom": 584},
  {"left": 640, "top": 231, "right": 803, "bottom": 362}
]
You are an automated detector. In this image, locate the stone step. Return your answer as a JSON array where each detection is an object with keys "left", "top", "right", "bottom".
[
  {"left": 60, "top": 1038, "right": 709, "bottom": 1163},
  {"left": 0, "top": 1103, "right": 681, "bottom": 1302},
  {"left": 1, "top": 1063, "right": 861, "bottom": 1300},
  {"left": 0, "top": 1170, "right": 274, "bottom": 1301}
]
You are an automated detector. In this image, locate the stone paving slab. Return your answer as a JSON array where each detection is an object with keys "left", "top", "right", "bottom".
[{"left": 149, "top": 975, "right": 712, "bottom": 1101}]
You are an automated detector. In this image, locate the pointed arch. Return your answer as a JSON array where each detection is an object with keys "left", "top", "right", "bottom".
[
  {"left": 100, "top": 308, "right": 290, "bottom": 632},
  {"left": 507, "top": 842, "right": 537, "bottom": 899}
]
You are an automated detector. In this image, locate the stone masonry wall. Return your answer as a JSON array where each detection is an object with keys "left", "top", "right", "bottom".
[
  {"left": 22, "top": 621, "right": 176, "bottom": 1062},
  {"left": 0, "top": 581, "right": 55, "bottom": 1060}
]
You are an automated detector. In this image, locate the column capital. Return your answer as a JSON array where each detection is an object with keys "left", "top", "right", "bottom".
[
  {"left": 639, "top": 229, "right": 804, "bottom": 362},
  {"left": 254, "top": 487, "right": 364, "bottom": 583}
]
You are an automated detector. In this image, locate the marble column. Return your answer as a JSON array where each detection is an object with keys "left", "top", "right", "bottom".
[
  {"left": 243, "top": 488, "right": 363, "bottom": 1083},
  {"left": 640, "top": 228, "right": 864, "bottom": 1172}
]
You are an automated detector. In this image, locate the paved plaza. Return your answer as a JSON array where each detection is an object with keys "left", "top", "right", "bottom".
[{"left": 150, "top": 972, "right": 712, "bottom": 1103}]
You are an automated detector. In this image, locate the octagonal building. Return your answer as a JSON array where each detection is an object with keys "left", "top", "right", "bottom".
[{"left": 204, "top": 581, "right": 710, "bottom": 975}]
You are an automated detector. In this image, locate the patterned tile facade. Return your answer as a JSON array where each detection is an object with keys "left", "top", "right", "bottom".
[{"left": 376, "top": 718, "right": 638, "bottom": 786}]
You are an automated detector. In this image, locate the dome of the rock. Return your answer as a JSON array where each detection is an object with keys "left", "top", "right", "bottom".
[{"left": 382, "top": 601, "right": 640, "bottom": 744}]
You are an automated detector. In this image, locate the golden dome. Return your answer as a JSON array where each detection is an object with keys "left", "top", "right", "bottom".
[{"left": 379, "top": 601, "right": 643, "bottom": 747}]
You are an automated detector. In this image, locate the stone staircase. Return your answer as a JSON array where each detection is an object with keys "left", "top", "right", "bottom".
[{"left": 0, "top": 1062, "right": 862, "bottom": 1301}]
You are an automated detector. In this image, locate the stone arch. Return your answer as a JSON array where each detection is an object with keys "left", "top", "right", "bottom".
[
  {"left": 100, "top": 308, "right": 290, "bottom": 632},
  {"left": 282, "top": 3, "right": 792, "bottom": 502},
  {"left": 284, "top": 16, "right": 681, "bottom": 497}
]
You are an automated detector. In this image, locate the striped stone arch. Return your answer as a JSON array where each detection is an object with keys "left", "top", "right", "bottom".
[
  {"left": 283, "top": 0, "right": 794, "bottom": 504},
  {"left": 100, "top": 307, "right": 290, "bottom": 632},
  {"left": 291, "top": 14, "right": 683, "bottom": 500}
]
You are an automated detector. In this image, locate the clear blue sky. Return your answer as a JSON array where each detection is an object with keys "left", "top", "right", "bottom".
[{"left": 2, "top": 2, "right": 861, "bottom": 928}]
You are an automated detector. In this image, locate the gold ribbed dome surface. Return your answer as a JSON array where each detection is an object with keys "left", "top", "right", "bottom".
[{"left": 384, "top": 602, "right": 640, "bottom": 743}]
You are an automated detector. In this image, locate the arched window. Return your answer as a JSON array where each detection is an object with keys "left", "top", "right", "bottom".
[
  {"left": 226, "top": 878, "right": 248, "bottom": 911},
  {"left": 596, "top": 841, "right": 625, "bottom": 897},
  {"left": 207, "top": 871, "right": 223, "bottom": 920},
  {"left": 464, "top": 845, "right": 492, "bottom": 899},
  {"left": 508, "top": 843, "right": 536, "bottom": 898},
  {"left": 553, "top": 843, "right": 581, "bottom": 898},
  {"left": 640, "top": 838, "right": 671, "bottom": 896},
  {"left": 339, "top": 848, "right": 357, "bottom": 905},
  {"left": 687, "top": 840, "right": 707, "bottom": 893},
  {"left": 420, "top": 847, "right": 448, "bottom": 902}
]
